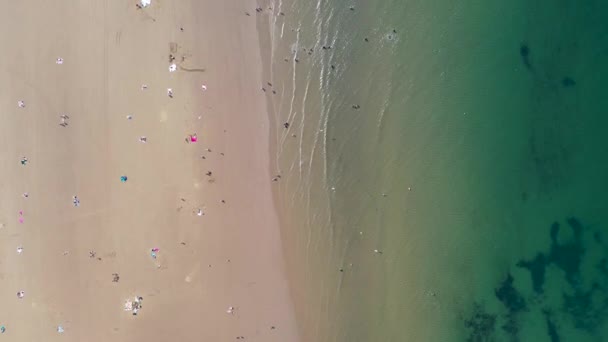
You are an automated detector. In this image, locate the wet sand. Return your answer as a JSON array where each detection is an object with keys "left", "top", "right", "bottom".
[{"left": 0, "top": 1, "right": 298, "bottom": 341}]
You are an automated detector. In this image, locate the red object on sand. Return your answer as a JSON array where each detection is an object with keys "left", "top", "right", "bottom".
[{"left": 190, "top": 135, "right": 198, "bottom": 143}]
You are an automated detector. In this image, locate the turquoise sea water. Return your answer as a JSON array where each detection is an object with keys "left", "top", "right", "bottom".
[{"left": 262, "top": 0, "right": 608, "bottom": 340}]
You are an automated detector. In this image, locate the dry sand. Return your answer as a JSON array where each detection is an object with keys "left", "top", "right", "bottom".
[{"left": 0, "top": 1, "right": 299, "bottom": 341}]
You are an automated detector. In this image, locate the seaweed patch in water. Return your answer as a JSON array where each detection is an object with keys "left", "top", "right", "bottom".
[
  {"left": 552, "top": 218, "right": 584, "bottom": 287},
  {"left": 501, "top": 316, "right": 519, "bottom": 338},
  {"left": 495, "top": 273, "right": 526, "bottom": 339},
  {"left": 520, "top": 43, "right": 533, "bottom": 70},
  {"left": 561, "top": 77, "right": 576, "bottom": 87},
  {"left": 464, "top": 303, "right": 496, "bottom": 342},
  {"left": 526, "top": 134, "right": 566, "bottom": 196},
  {"left": 562, "top": 285, "right": 606, "bottom": 333},
  {"left": 495, "top": 273, "right": 526, "bottom": 313},
  {"left": 543, "top": 311, "right": 560, "bottom": 342},
  {"left": 517, "top": 218, "right": 585, "bottom": 293},
  {"left": 516, "top": 253, "right": 547, "bottom": 293},
  {"left": 478, "top": 218, "right": 608, "bottom": 340},
  {"left": 593, "top": 231, "right": 603, "bottom": 244}
]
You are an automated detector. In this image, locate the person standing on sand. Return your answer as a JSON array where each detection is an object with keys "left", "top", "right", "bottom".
[{"left": 59, "top": 115, "right": 69, "bottom": 127}]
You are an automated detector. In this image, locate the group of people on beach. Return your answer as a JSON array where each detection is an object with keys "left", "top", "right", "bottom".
[{"left": 1, "top": 2, "right": 324, "bottom": 339}]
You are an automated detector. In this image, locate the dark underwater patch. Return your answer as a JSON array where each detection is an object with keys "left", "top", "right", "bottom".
[
  {"left": 562, "top": 285, "right": 605, "bottom": 333},
  {"left": 501, "top": 317, "right": 518, "bottom": 339},
  {"left": 516, "top": 253, "right": 547, "bottom": 293},
  {"left": 561, "top": 77, "right": 576, "bottom": 87},
  {"left": 543, "top": 311, "right": 560, "bottom": 342},
  {"left": 517, "top": 218, "right": 585, "bottom": 293},
  {"left": 495, "top": 273, "right": 526, "bottom": 313},
  {"left": 551, "top": 219, "right": 585, "bottom": 287},
  {"left": 520, "top": 43, "right": 533, "bottom": 70},
  {"left": 464, "top": 303, "right": 496, "bottom": 342},
  {"left": 473, "top": 218, "right": 608, "bottom": 340},
  {"left": 593, "top": 231, "right": 602, "bottom": 244},
  {"left": 495, "top": 273, "right": 526, "bottom": 339},
  {"left": 526, "top": 134, "right": 567, "bottom": 196}
]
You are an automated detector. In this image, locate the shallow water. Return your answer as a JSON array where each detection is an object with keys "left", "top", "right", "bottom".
[{"left": 263, "top": 0, "right": 608, "bottom": 340}]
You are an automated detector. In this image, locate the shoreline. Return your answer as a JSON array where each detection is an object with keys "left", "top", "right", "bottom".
[{"left": 254, "top": 3, "right": 325, "bottom": 340}]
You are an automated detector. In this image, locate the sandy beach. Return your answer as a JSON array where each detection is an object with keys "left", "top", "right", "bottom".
[{"left": 0, "top": 1, "right": 299, "bottom": 341}]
